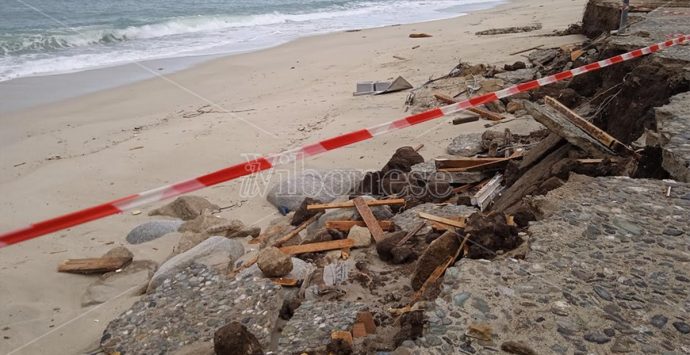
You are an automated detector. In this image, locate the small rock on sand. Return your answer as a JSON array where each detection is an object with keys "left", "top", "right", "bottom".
[
  {"left": 126, "top": 220, "right": 183, "bottom": 244},
  {"left": 257, "top": 247, "right": 293, "bottom": 278},
  {"left": 82, "top": 260, "right": 157, "bottom": 307},
  {"left": 347, "top": 225, "right": 372, "bottom": 248},
  {"left": 214, "top": 322, "right": 263, "bottom": 355},
  {"left": 148, "top": 196, "right": 219, "bottom": 220}
]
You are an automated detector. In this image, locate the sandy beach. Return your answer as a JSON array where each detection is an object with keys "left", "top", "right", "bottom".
[{"left": 0, "top": 0, "right": 588, "bottom": 353}]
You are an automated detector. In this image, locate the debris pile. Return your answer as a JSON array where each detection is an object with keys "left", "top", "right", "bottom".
[{"left": 54, "top": 2, "right": 690, "bottom": 353}]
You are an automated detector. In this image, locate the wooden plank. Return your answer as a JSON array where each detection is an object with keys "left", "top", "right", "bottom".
[
  {"left": 325, "top": 220, "right": 394, "bottom": 232},
  {"left": 356, "top": 311, "right": 377, "bottom": 334},
  {"left": 307, "top": 198, "right": 405, "bottom": 211},
  {"left": 525, "top": 100, "right": 614, "bottom": 158},
  {"left": 433, "top": 93, "right": 505, "bottom": 121},
  {"left": 279, "top": 239, "right": 354, "bottom": 255},
  {"left": 57, "top": 257, "right": 131, "bottom": 274},
  {"left": 352, "top": 197, "right": 386, "bottom": 243},
  {"left": 452, "top": 116, "right": 480, "bottom": 125},
  {"left": 544, "top": 96, "right": 637, "bottom": 157},
  {"left": 418, "top": 212, "right": 466, "bottom": 228},
  {"left": 273, "top": 212, "right": 323, "bottom": 247},
  {"left": 352, "top": 323, "right": 368, "bottom": 338},
  {"left": 509, "top": 44, "right": 544, "bottom": 56},
  {"left": 414, "top": 144, "right": 424, "bottom": 152},
  {"left": 271, "top": 278, "right": 299, "bottom": 287}
]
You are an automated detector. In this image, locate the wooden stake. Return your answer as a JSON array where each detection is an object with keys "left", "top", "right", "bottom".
[
  {"left": 413, "top": 144, "right": 424, "bottom": 152},
  {"left": 411, "top": 234, "right": 469, "bottom": 303},
  {"left": 273, "top": 212, "right": 323, "bottom": 247},
  {"left": 279, "top": 239, "right": 354, "bottom": 255},
  {"left": 325, "top": 220, "right": 394, "bottom": 232},
  {"left": 271, "top": 278, "right": 299, "bottom": 287},
  {"left": 396, "top": 221, "right": 426, "bottom": 247},
  {"left": 352, "top": 197, "right": 386, "bottom": 243},
  {"left": 307, "top": 198, "right": 405, "bottom": 211},
  {"left": 509, "top": 44, "right": 544, "bottom": 56},
  {"left": 58, "top": 257, "right": 132, "bottom": 274},
  {"left": 418, "top": 212, "right": 466, "bottom": 228}
]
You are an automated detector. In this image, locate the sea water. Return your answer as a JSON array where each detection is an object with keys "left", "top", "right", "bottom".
[{"left": 0, "top": 0, "right": 501, "bottom": 82}]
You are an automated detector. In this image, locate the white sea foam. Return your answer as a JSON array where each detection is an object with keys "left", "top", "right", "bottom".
[{"left": 0, "top": 0, "right": 501, "bottom": 82}]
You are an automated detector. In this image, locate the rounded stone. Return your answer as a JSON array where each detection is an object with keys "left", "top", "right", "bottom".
[{"left": 257, "top": 247, "right": 293, "bottom": 278}]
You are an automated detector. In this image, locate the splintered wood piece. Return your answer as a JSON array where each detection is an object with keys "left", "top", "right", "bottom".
[
  {"left": 433, "top": 93, "right": 504, "bottom": 121},
  {"left": 273, "top": 212, "right": 323, "bottom": 247},
  {"left": 271, "top": 278, "right": 299, "bottom": 287},
  {"left": 544, "top": 96, "right": 637, "bottom": 157},
  {"left": 279, "top": 239, "right": 354, "bottom": 255},
  {"left": 418, "top": 212, "right": 466, "bottom": 228},
  {"left": 307, "top": 198, "right": 405, "bottom": 211},
  {"left": 331, "top": 330, "right": 353, "bottom": 347},
  {"left": 325, "top": 220, "right": 394, "bottom": 232},
  {"left": 396, "top": 221, "right": 426, "bottom": 247},
  {"left": 57, "top": 257, "right": 131, "bottom": 274},
  {"left": 435, "top": 157, "right": 510, "bottom": 170},
  {"left": 352, "top": 197, "right": 385, "bottom": 243},
  {"left": 229, "top": 254, "right": 259, "bottom": 277},
  {"left": 453, "top": 116, "right": 480, "bottom": 125},
  {"left": 340, "top": 247, "right": 351, "bottom": 260},
  {"left": 414, "top": 144, "right": 424, "bottom": 152},
  {"left": 351, "top": 323, "right": 368, "bottom": 338},
  {"left": 356, "top": 311, "right": 377, "bottom": 334}
]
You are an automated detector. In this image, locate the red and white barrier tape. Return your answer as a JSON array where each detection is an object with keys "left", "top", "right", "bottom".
[{"left": 1, "top": 34, "right": 688, "bottom": 248}]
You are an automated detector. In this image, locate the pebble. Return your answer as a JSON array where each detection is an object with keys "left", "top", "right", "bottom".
[
  {"left": 672, "top": 321, "right": 690, "bottom": 334},
  {"left": 583, "top": 332, "right": 610, "bottom": 344},
  {"left": 650, "top": 314, "right": 668, "bottom": 328}
]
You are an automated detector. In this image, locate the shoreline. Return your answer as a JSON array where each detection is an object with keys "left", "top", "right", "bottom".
[
  {"left": 0, "top": 0, "right": 505, "bottom": 114},
  {"left": 0, "top": 0, "right": 587, "bottom": 353}
]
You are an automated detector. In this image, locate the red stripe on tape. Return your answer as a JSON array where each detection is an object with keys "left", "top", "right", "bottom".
[
  {"left": 197, "top": 158, "right": 273, "bottom": 186},
  {"left": 554, "top": 71, "right": 574, "bottom": 81},
  {"left": 404, "top": 108, "right": 445, "bottom": 125},
  {"left": 0, "top": 194, "right": 138, "bottom": 246},
  {"left": 319, "top": 129, "right": 373, "bottom": 151},
  {"left": 630, "top": 49, "right": 644, "bottom": 57},
  {"left": 583, "top": 62, "right": 601, "bottom": 72},
  {"left": 516, "top": 80, "right": 541, "bottom": 92},
  {"left": 469, "top": 93, "right": 499, "bottom": 106},
  {"left": 609, "top": 55, "right": 624, "bottom": 64}
]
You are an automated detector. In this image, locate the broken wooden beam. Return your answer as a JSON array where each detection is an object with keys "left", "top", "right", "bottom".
[
  {"left": 544, "top": 96, "right": 637, "bottom": 158},
  {"left": 307, "top": 198, "right": 405, "bottom": 211},
  {"left": 471, "top": 173, "right": 504, "bottom": 211},
  {"left": 452, "top": 116, "right": 480, "bottom": 125},
  {"left": 436, "top": 157, "right": 510, "bottom": 170},
  {"left": 325, "top": 220, "right": 394, "bottom": 232},
  {"left": 356, "top": 311, "right": 377, "bottom": 334},
  {"left": 352, "top": 197, "right": 386, "bottom": 243},
  {"left": 57, "top": 257, "right": 132, "bottom": 274},
  {"left": 411, "top": 233, "right": 469, "bottom": 303},
  {"left": 279, "top": 239, "right": 354, "bottom": 255},
  {"left": 524, "top": 100, "right": 614, "bottom": 158},
  {"left": 418, "top": 212, "right": 466, "bottom": 228}
]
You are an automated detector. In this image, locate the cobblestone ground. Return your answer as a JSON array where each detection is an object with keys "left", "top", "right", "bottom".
[
  {"left": 395, "top": 175, "right": 690, "bottom": 354},
  {"left": 278, "top": 300, "right": 367, "bottom": 353},
  {"left": 101, "top": 264, "right": 282, "bottom": 354}
]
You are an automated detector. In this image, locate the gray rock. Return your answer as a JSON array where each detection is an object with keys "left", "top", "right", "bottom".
[
  {"left": 103, "top": 246, "right": 134, "bottom": 259},
  {"left": 257, "top": 247, "right": 293, "bottom": 278},
  {"left": 347, "top": 225, "right": 372, "bottom": 248},
  {"left": 266, "top": 169, "right": 361, "bottom": 211},
  {"left": 672, "top": 321, "right": 690, "bottom": 334},
  {"left": 447, "top": 133, "right": 483, "bottom": 156},
  {"left": 494, "top": 68, "right": 537, "bottom": 84},
  {"left": 148, "top": 195, "right": 220, "bottom": 220},
  {"left": 178, "top": 213, "right": 230, "bottom": 234},
  {"left": 650, "top": 314, "right": 668, "bottom": 328},
  {"left": 147, "top": 236, "right": 243, "bottom": 292},
  {"left": 126, "top": 220, "right": 183, "bottom": 244},
  {"left": 583, "top": 332, "right": 610, "bottom": 344},
  {"left": 238, "top": 257, "right": 314, "bottom": 281},
  {"left": 82, "top": 260, "right": 157, "bottom": 307},
  {"left": 593, "top": 285, "right": 613, "bottom": 301},
  {"left": 392, "top": 203, "right": 476, "bottom": 232}
]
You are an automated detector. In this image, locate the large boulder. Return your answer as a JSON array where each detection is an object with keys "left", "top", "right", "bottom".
[
  {"left": 147, "top": 236, "right": 243, "bottom": 292},
  {"left": 257, "top": 247, "right": 293, "bottom": 278},
  {"left": 266, "top": 170, "right": 361, "bottom": 212},
  {"left": 81, "top": 260, "right": 157, "bottom": 307},
  {"left": 126, "top": 220, "right": 183, "bottom": 244},
  {"left": 148, "top": 196, "right": 219, "bottom": 220}
]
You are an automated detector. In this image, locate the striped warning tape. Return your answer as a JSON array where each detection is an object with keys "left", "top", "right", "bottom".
[{"left": 1, "top": 34, "right": 688, "bottom": 248}]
